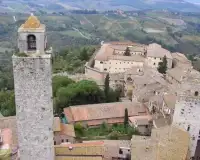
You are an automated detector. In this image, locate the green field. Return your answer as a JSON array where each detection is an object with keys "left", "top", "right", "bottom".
[{"left": 0, "top": 11, "right": 200, "bottom": 54}]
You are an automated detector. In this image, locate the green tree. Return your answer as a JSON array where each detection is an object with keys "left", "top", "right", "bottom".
[
  {"left": 157, "top": 56, "right": 168, "bottom": 74},
  {"left": 52, "top": 76, "right": 74, "bottom": 96},
  {"left": 55, "top": 80, "right": 105, "bottom": 113},
  {"left": 0, "top": 91, "right": 15, "bottom": 117},
  {"left": 74, "top": 122, "right": 85, "bottom": 137},
  {"left": 124, "top": 108, "right": 129, "bottom": 129},
  {"left": 79, "top": 48, "right": 89, "bottom": 61},
  {"left": 104, "top": 74, "right": 110, "bottom": 102},
  {"left": 124, "top": 47, "right": 131, "bottom": 56}
]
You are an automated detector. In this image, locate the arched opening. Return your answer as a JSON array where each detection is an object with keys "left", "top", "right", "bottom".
[
  {"left": 195, "top": 91, "right": 199, "bottom": 97},
  {"left": 127, "top": 77, "right": 132, "bottom": 81},
  {"left": 27, "top": 34, "right": 36, "bottom": 51}
]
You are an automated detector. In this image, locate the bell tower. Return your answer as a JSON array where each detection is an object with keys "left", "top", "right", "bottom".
[
  {"left": 18, "top": 13, "right": 47, "bottom": 54},
  {"left": 12, "top": 14, "right": 54, "bottom": 160}
]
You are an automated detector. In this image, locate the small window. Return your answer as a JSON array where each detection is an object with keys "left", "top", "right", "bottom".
[
  {"left": 66, "top": 139, "right": 68, "bottom": 142},
  {"left": 153, "top": 63, "right": 156, "bottom": 65},
  {"left": 119, "top": 149, "right": 123, "bottom": 154},
  {"left": 54, "top": 141, "right": 56, "bottom": 145},
  {"left": 104, "top": 68, "right": 107, "bottom": 71},
  {"left": 61, "top": 139, "right": 64, "bottom": 143},
  {"left": 193, "top": 136, "right": 195, "bottom": 140},
  {"left": 100, "top": 61, "right": 103, "bottom": 64},
  {"left": 154, "top": 57, "right": 156, "bottom": 60},
  {"left": 145, "top": 125, "right": 148, "bottom": 128},
  {"left": 144, "top": 84, "right": 146, "bottom": 86},
  {"left": 187, "top": 125, "right": 190, "bottom": 131},
  {"left": 195, "top": 91, "right": 199, "bottom": 96}
]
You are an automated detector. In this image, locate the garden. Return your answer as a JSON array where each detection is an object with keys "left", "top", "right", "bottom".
[{"left": 74, "top": 122, "right": 140, "bottom": 141}]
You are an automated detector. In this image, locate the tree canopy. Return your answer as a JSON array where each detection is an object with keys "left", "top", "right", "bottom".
[
  {"left": 0, "top": 90, "right": 15, "bottom": 117},
  {"left": 124, "top": 47, "right": 131, "bottom": 56},
  {"left": 157, "top": 55, "right": 168, "bottom": 74}
]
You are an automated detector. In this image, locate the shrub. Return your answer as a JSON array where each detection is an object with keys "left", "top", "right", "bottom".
[{"left": 107, "top": 131, "right": 120, "bottom": 140}]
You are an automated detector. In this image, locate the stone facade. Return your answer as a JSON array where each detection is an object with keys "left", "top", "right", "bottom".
[
  {"left": 12, "top": 15, "right": 54, "bottom": 160},
  {"left": 13, "top": 55, "right": 54, "bottom": 160},
  {"left": 173, "top": 79, "right": 200, "bottom": 159}
]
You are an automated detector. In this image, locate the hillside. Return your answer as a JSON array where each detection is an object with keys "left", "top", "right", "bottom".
[{"left": 0, "top": 0, "right": 200, "bottom": 13}]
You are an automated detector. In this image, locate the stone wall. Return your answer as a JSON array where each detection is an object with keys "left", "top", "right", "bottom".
[
  {"left": 12, "top": 54, "right": 54, "bottom": 160},
  {"left": 173, "top": 97, "right": 200, "bottom": 158}
]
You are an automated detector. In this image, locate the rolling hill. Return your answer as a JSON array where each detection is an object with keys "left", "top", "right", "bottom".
[{"left": 0, "top": 0, "right": 200, "bottom": 13}]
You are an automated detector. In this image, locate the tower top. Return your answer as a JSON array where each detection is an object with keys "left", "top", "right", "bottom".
[
  {"left": 23, "top": 15, "right": 41, "bottom": 29},
  {"left": 18, "top": 15, "right": 45, "bottom": 32}
]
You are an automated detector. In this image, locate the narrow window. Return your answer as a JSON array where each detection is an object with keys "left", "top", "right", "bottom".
[
  {"left": 195, "top": 91, "right": 199, "bottom": 96},
  {"left": 119, "top": 149, "right": 123, "bottom": 154},
  {"left": 187, "top": 125, "right": 190, "bottom": 131},
  {"left": 54, "top": 141, "right": 56, "bottom": 145},
  {"left": 61, "top": 139, "right": 64, "bottom": 143},
  {"left": 27, "top": 34, "right": 36, "bottom": 50}
]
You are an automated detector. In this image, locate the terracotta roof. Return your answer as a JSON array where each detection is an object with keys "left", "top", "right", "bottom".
[
  {"left": 147, "top": 43, "right": 172, "bottom": 59},
  {"left": 95, "top": 42, "right": 145, "bottom": 61},
  {"left": 55, "top": 141, "right": 104, "bottom": 156},
  {"left": 1, "top": 128, "right": 12, "bottom": 147},
  {"left": 108, "top": 55, "right": 145, "bottom": 62},
  {"left": 163, "top": 94, "right": 176, "bottom": 109},
  {"left": 60, "top": 124, "right": 75, "bottom": 137},
  {"left": 95, "top": 44, "right": 114, "bottom": 61},
  {"left": 172, "top": 52, "right": 191, "bottom": 64},
  {"left": 129, "top": 115, "right": 152, "bottom": 125},
  {"left": 0, "top": 117, "right": 17, "bottom": 145},
  {"left": 167, "top": 67, "right": 188, "bottom": 82},
  {"left": 64, "top": 102, "right": 147, "bottom": 123},
  {"left": 131, "top": 125, "right": 190, "bottom": 160},
  {"left": 53, "top": 117, "right": 61, "bottom": 132},
  {"left": 23, "top": 15, "right": 41, "bottom": 28}
]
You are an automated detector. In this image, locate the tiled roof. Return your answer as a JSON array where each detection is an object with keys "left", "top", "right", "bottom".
[
  {"left": 163, "top": 94, "right": 176, "bottom": 109},
  {"left": 172, "top": 52, "right": 191, "bottom": 64},
  {"left": 23, "top": 15, "right": 41, "bottom": 28},
  {"left": 83, "top": 140, "right": 131, "bottom": 160},
  {"left": 60, "top": 124, "right": 75, "bottom": 137},
  {"left": 167, "top": 67, "right": 188, "bottom": 82},
  {"left": 0, "top": 117, "right": 17, "bottom": 145},
  {"left": 108, "top": 55, "right": 145, "bottom": 62},
  {"left": 129, "top": 115, "right": 152, "bottom": 125},
  {"left": 147, "top": 43, "right": 172, "bottom": 59},
  {"left": 54, "top": 117, "right": 61, "bottom": 132},
  {"left": 131, "top": 125, "right": 190, "bottom": 160},
  {"left": 64, "top": 102, "right": 147, "bottom": 122},
  {"left": 55, "top": 141, "right": 104, "bottom": 156},
  {"left": 95, "top": 42, "right": 145, "bottom": 61}
]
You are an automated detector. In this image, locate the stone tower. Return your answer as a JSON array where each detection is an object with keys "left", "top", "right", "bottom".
[
  {"left": 12, "top": 15, "right": 54, "bottom": 160},
  {"left": 173, "top": 70, "right": 200, "bottom": 159}
]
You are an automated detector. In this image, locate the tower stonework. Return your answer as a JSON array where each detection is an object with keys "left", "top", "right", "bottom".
[
  {"left": 173, "top": 73, "right": 200, "bottom": 159},
  {"left": 12, "top": 15, "right": 54, "bottom": 160}
]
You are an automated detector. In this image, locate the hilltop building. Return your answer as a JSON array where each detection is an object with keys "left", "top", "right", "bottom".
[{"left": 12, "top": 15, "right": 54, "bottom": 160}]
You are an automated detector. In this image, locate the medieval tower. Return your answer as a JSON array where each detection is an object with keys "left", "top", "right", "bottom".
[
  {"left": 12, "top": 15, "right": 54, "bottom": 160},
  {"left": 173, "top": 71, "right": 200, "bottom": 159}
]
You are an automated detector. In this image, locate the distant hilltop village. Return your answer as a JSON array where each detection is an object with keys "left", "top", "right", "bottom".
[{"left": 1, "top": 15, "right": 200, "bottom": 160}]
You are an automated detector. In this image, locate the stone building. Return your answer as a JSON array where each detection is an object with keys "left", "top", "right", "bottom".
[
  {"left": 92, "top": 42, "right": 146, "bottom": 74},
  {"left": 53, "top": 117, "right": 76, "bottom": 145},
  {"left": 12, "top": 15, "right": 54, "bottom": 160},
  {"left": 64, "top": 102, "right": 149, "bottom": 127},
  {"left": 55, "top": 141, "right": 104, "bottom": 160},
  {"left": 173, "top": 69, "right": 200, "bottom": 159},
  {"left": 131, "top": 125, "right": 190, "bottom": 160},
  {"left": 145, "top": 43, "right": 173, "bottom": 69}
]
